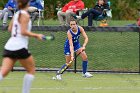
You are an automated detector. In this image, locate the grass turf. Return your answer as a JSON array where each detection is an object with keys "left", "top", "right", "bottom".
[{"left": 0, "top": 72, "right": 140, "bottom": 93}]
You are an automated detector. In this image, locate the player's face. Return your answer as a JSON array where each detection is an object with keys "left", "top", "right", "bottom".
[
  {"left": 70, "top": 21, "right": 77, "bottom": 31},
  {"left": 74, "top": 0, "right": 79, "bottom": 2},
  {"left": 98, "top": 0, "right": 104, "bottom": 5}
]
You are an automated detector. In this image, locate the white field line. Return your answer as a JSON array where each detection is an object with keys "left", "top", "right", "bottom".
[
  {"left": 83, "top": 87, "right": 140, "bottom": 90},
  {"left": 0, "top": 87, "right": 140, "bottom": 90},
  {"left": 4, "top": 77, "right": 140, "bottom": 82}
]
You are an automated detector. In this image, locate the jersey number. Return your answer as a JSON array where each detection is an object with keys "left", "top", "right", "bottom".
[
  {"left": 13, "top": 24, "right": 18, "bottom": 37},
  {"left": 73, "top": 35, "right": 80, "bottom": 43}
]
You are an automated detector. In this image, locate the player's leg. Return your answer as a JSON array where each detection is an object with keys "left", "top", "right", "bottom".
[
  {"left": 76, "top": 49, "right": 93, "bottom": 77},
  {"left": 56, "top": 55, "right": 71, "bottom": 80},
  {"left": 75, "top": 44, "right": 90, "bottom": 75},
  {"left": 19, "top": 55, "right": 35, "bottom": 93},
  {"left": 57, "top": 55, "right": 71, "bottom": 74},
  {"left": 56, "top": 47, "right": 72, "bottom": 80},
  {"left": 0, "top": 57, "right": 16, "bottom": 81},
  {"left": 57, "top": 45, "right": 72, "bottom": 75},
  {"left": 76, "top": 48, "right": 88, "bottom": 74}
]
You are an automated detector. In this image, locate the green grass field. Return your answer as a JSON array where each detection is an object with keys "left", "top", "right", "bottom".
[
  {"left": 0, "top": 72, "right": 140, "bottom": 93},
  {"left": 0, "top": 20, "right": 139, "bottom": 93}
]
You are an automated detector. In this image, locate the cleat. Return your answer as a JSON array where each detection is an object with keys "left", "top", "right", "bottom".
[
  {"left": 82, "top": 72, "right": 93, "bottom": 78},
  {"left": 56, "top": 74, "right": 62, "bottom": 80}
]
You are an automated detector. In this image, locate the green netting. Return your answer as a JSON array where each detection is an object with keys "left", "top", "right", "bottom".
[{"left": 0, "top": 31, "right": 139, "bottom": 72}]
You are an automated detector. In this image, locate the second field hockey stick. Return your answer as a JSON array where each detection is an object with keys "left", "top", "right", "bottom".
[{"left": 42, "top": 34, "right": 55, "bottom": 40}]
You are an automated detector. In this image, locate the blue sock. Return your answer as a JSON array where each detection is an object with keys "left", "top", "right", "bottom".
[
  {"left": 58, "top": 64, "right": 68, "bottom": 74},
  {"left": 82, "top": 61, "right": 88, "bottom": 74}
]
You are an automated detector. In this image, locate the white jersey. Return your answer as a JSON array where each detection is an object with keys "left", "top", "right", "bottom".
[{"left": 5, "top": 10, "right": 32, "bottom": 51}]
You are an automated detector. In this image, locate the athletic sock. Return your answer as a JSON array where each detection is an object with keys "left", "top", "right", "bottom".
[
  {"left": 22, "top": 74, "right": 34, "bottom": 93},
  {"left": 0, "top": 72, "right": 3, "bottom": 81},
  {"left": 82, "top": 61, "right": 88, "bottom": 74}
]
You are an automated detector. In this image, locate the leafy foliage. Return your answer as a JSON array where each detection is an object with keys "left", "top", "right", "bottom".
[
  {"left": 0, "top": 0, "right": 139, "bottom": 20},
  {"left": 44, "top": 0, "right": 140, "bottom": 20}
]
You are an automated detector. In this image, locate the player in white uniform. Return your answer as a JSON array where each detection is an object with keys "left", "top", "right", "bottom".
[{"left": 0, "top": 0, "right": 44, "bottom": 93}]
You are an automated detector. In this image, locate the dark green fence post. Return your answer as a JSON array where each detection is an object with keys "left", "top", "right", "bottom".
[
  {"left": 74, "top": 52, "right": 77, "bottom": 73},
  {"left": 138, "top": 31, "right": 140, "bottom": 74}
]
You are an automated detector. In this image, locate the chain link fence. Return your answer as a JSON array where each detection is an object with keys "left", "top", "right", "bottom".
[{"left": 0, "top": 28, "right": 139, "bottom": 73}]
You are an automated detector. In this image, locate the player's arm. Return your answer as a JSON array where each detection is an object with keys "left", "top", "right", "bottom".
[
  {"left": 8, "top": 17, "right": 14, "bottom": 32},
  {"left": 79, "top": 26, "right": 88, "bottom": 50},
  {"left": 19, "top": 13, "right": 43, "bottom": 40},
  {"left": 67, "top": 31, "right": 74, "bottom": 60}
]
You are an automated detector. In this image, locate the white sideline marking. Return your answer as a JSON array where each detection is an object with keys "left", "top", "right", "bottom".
[
  {"left": 83, "top": 87, "right": 140, "bottom": 90},
  {"left": 32, "top": 87, "right": 65, "bottom": 90},
  {"left": 0, "top": 87, "right": 65, "bottom": 90},
  {"left": 4, "top": 77, "right": 140, "bottom": 85},
  {"left": 84, "top": 87, "right": 102, "bottom": 90},
  {"left": 5, "top": 77, "right": 140, "bottom": 82},
  {"left": 1, "top": 87, "right": 140, "bottom": 90}
]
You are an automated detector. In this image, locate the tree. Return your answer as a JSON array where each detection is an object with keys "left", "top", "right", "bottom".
[{"left": 2, "top": 0, "right": 139, "bottom": 20}]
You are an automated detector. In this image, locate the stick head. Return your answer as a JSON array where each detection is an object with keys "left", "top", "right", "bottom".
[{"left": 42, "top": 34, "right": 55, "bottom": 40}]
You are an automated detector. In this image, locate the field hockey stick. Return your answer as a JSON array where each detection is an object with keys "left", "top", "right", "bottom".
[
  {"left": 58, "top": 50, "right": 85, "bottom": 74},
  {"left": 42, "top": 34, "right": 55, "bottom": 40},
  {"left": 59, "top": 60, "right": 73, "bottom": 74},
  {"left": 74, "top": 50, "right": 85, "bottom": 73}
]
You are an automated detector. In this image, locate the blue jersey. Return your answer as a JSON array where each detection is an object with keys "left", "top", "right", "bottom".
[
  {"left": 30, "top": 0, "right": 43, "bottom": 10},
  {"left": 64, "top": 26, "right": 81, "bottom": 55},
  {"left": 5, "top": 0, "right": 17, "bottom": 9}
]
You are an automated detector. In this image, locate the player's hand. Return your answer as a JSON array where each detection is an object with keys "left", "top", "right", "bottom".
[
  {"left": 71, "top": 56, "right": 74, "bottom": 61},
  {"left": 36, "top": 34, "right": 44, "bottom": 40},
  {"left": 81, "top": 46, "right": 86, "bottom": 51}
]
